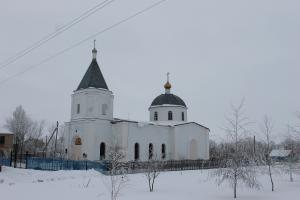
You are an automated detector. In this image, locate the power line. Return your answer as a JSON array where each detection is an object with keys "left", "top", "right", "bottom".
[
  {"left": 0, "top": 0, "right": 114, "bottom": 69},
  {"left": 0, "top": 0, "right": 167, "bottom": 87},
  {"left": 0, "top": 0, "right": 116, "bottom": 70}
]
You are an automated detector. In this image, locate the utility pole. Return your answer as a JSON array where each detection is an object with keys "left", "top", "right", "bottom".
[
  {"left": 43, "top": 121, "right": 59, "bottom": 158},
  {"left": 45, "top": 135, "right": 47, "bottom": 157},
  {"left": 54, "top": 121, "right": 59, "bottom": 158}
]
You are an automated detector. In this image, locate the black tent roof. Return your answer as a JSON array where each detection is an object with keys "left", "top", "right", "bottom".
[{"left": 76, "top": 58, "right": 108, "bottom": 91}]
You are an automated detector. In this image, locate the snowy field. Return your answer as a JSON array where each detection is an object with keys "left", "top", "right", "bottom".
[{"left": 0, "top": 166, "right": 299, "bottom": 200}]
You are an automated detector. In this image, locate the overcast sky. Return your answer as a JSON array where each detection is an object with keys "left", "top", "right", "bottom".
[{"left": 0, "top": 0, "right": 299, "bottom": 142}]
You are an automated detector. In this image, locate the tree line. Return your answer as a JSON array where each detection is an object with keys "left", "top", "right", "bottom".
[{"left": 3, "top": 105, "right": 64, "bottom": 159}]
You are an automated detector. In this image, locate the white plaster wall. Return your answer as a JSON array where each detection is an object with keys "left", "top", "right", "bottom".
[
  {"left": 113, "top": 122, "right": 174, "bottom": 161},
  {"left": 64, "top": 119, "right": 113, "bottom": 161},
  {"left": 71, "top": 88, "right": 114, "bottom": 120},
  {"left": 149, "top": 105, "right": 187, "bottom": 122},
  {"left": 174, "top": 123, "right": 209, "bottom": 160},
  {"left": 64, "top": 120, "right": 210, "bottom": 161}
]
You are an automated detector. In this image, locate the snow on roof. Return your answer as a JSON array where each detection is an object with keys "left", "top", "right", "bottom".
[
  {"left": 0, "top": 126, "right": 13, "bottom": 134},
  {"left": 113, "top": 118, "right": 178, "bottom": 127},
  {"left": 151, "top": 121, "right": 183, "bottom": 126},
  {"left": 112, "top": 119, "right": 209, "bottom": 130},
  {"left": 270, "top": 149, "right": 291, "bottom": 157}
]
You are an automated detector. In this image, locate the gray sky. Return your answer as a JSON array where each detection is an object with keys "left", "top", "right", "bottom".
[{"left": 0, "top": 0, "right": 299, "bottom": 142}]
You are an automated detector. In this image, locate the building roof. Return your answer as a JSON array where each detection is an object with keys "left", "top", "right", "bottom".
[
  {"left": 112, "top": 118, "right": 209, "bottom": 130},
  {"left": 173, "top": 122, "right": 210, "bottom": 130},
  {"left": 0, "top": 127, "right": 14, "bottom": 135},
  {"left": 76, "top": 58, "right": 108, "bottom": 91},
  {"left": 150, "top": 93, "right": 186, "bottom": 107},
  {"left": 270, "top": 149, "right": 291, "bottom": 157}
]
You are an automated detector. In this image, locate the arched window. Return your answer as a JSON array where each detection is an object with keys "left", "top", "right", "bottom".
[
  {"left": 100, "top": 142, "right": 106, "bottom": 160},
  {"left": 76, "top": 104, "right": 80, "bottom": 114},
  {"left": 149, "top": 143, "right": 153, "bottom": 160},
  {"left": 102, "top": 104, "right": 108, "bottom": 115},
  {"left": 182, "top": 112, "right": 185, "bottom": 121},
  {"left": 161, "top": 144, "right": 166, "bottom": 159},
  {"left": 154, "top": 112, "right": 158, "bottom": 121},
  {"left": 134, "top": 143, "right": 140, "bottom": 160},
  {"left": 168, "top": 111, "right": 173, "bottom": 120}
]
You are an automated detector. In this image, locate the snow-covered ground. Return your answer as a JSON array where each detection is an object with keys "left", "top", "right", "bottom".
[{"left": 0, "top": 166, "right": 299, "bottom": 200}]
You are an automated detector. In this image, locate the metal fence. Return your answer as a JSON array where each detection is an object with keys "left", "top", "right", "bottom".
[
  {"left": 1, "top": 154, "right": 220, "bottom": 174},
  {"left": 26, "top": 157, "right": 108, "bottom": 172},
  {"left": 0, "top": 157, "right": 11, "bottom": 167},
  {"left": 126, "top": 160, "right": 219, "bottom": 173}
]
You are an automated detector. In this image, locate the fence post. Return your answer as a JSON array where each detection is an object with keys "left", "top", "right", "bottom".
[
  {"left": 10, "top": 151, "right": 13, "bottom": 167},
  {"left": 13, "top": 143, "right": 18, "bottom": 168},
  {"left": 25, "top": 152, "right": 28, "bottom": 169}
]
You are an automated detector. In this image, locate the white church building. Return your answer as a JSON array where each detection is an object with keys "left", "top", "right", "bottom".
[{"left": 63, "top": 46, "right": 209, "bottom": 162}]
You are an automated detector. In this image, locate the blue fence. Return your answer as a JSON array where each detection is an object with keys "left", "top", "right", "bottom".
[
  {"left": 1, "top": 155, "right": 220, "bottom": 174},
  {"left": 0, "top": 157, "right": 11, "bottom": 166},
  {"left": 26, "top": 157, "right": 108, "bottom": 172}
]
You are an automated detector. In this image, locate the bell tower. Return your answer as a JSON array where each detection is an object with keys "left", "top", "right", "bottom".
[{"left": 70, "top": 41, "right": 114, "bottom": 121}]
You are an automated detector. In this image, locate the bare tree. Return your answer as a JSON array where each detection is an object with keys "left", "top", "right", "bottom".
[
  {"left": 289, "top": 113, "right": 300, "bottom": 156},
  {"left": 260, "top": 115, "right": 275, "bottom": 191},
  {"left": 279, "top": 113, "right": 300, "bottom": 181},
  {"left": 212, "top": 101, "right": 260, "bottom": 199},
  {"left": 209, "top": 140, "right": 220, "bottom": 161},
  {"left": 144, "top": 153, "right": 164, "bottom": 192},
  {"left": 282, "top": 127, "right": 299, "bottom": 182},
  {"left": 106, "top": 145, "right": 128, "bottom": 200},
  {"left": 5, "top": 105, "right": 32, "bottom": 148},
  {"left": 25, "top": 120, "right": 46, "bottom": 154},
  {"left": 5, "top": 105, "right": 33, "bottom": 167},
  {"left": 293, "top": 112, "right": 300, "bottom": 139}
]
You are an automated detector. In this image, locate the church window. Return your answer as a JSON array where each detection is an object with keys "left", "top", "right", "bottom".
[
  {"left": 149, "top": 143, "right": 153, "bottom": 160},
  {"left": 134, "top": 143, "right": 140, "bottom": 160},
  {"left": 77, "top": 104, "right": 80, "bottom": 114},
  {"left": 102, "top": 104, "right": 108, "bottom": 115},
  {"left": 168, "top": 111, "right": 173, "bottom": 120},
  {"left": 182, "top": 112, "right": 185, "bottom": 121},
  {"left": 100, "top": 142, "right": 106, "bottom": 160},
  {"left": 154, "top": 112, "right": 158, "bottom": 121},
  {"left": 161, "top": 144, "right": 166, "bottom": 159}
]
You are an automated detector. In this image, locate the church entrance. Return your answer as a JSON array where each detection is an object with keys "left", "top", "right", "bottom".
[
  {"left": 100, "top": 142, "right": 106, "bottom": 160},
  {"left": 189, "top": 139, "right": 198, "bottom": 160}
]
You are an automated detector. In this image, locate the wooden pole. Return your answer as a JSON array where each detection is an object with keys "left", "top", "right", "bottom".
[{"left": 54, "top": 121, "right": 59, "bottom": 158}]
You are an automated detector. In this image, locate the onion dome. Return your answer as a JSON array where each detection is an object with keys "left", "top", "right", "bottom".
[
  {"left": 151, "top": 93, "right": 186, "bottom": 107},
  {"left": 150, "top": 72, "right": 186, "bottom": 107},
  {"left": 164, "top": 81, "right": 171, "bottom": 90}
]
